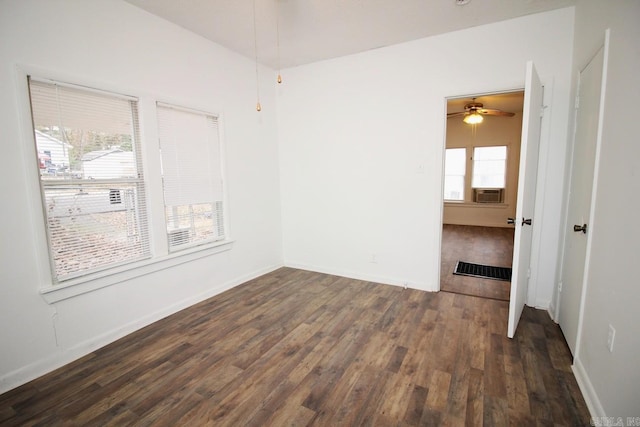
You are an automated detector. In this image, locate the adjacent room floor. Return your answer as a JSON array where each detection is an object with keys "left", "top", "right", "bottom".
[
  {"left": 441, "top": 224, "right": 515, "bottom": 301},
  {"left": 0, "top": 267, "right": 590, "bottom": 425}
]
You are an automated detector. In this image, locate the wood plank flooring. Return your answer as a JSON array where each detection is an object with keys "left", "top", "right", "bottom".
[
  {"left": 441, "top": 224, "right": 515, "bottom": 301},
  {"left": 0, "top": 267, "right": 590, "bottom": 426}
]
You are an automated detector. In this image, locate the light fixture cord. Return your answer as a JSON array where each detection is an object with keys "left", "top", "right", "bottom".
[
  {"left": 276, "top": 0, "right": 282, "bottom": 83},
  {"left": 253, "top": 0, "right": 261, "bottom": 111}
]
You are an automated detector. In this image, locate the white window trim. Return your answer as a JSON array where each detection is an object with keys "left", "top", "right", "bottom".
[
  {"left": 443, "top": 201, "right": 509, "bottom": 208},
  {"left": 14, "top": 64, "right": 232, "bottom": 304},
  {"left": 40, "top": 240, "right": 234, "bottom": 303}
]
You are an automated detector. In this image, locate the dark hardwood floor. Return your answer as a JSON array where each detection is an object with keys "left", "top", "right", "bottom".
[
  {"left": 441, "top": 224, "right": 515, "bottom": 301},
  {"left": 0, "top": 267, "right": 590, "bottom": 426}
]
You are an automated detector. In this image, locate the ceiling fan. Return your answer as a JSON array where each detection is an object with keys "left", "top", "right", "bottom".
[{"left": 448, "top": 98, "right": 515, "bottom": 124}]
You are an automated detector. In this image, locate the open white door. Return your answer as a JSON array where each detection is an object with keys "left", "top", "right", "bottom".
[{"left": 507, "top": 62, "right": 544, "bottom": 338}]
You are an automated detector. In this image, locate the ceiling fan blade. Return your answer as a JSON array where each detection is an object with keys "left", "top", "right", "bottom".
[
  {"left": 478, "top": 108, "right": 515, "bottom": 117},
  {"left": 447, "top": 111, "right": 468, "bottom": 117}
]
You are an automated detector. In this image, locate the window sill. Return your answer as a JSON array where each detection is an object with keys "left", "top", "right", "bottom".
[
  {"left": 40, "top": 240, "right": 234, "bottom": 303},
  {"left": 444, "top": 201, "right": 510, "bottom": 208}
]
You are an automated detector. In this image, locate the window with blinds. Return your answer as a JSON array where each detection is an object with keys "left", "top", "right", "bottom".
[
  {"left": 156, "top": 103, "right": 225, "bottom": 251},
  {"left": 444, "top": 148, "right": 466, "bottom": 201},
  {"left": 28, "top": 77, "right": 150, "bottom": 283},
  {"left": 472, "top": 146, "right": 508, "bottom": 188}
]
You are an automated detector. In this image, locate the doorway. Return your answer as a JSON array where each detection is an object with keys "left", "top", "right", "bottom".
[{"left": 440, "top": 91, "right": 525, "bottom": 301}]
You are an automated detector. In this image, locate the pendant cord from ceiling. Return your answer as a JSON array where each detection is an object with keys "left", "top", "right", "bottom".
[
  {"left": 253, "top": 0, "right": 261, "bottom": 111},
  {"left": 276, "top": 0, "right": 282, "bottom": 84}
]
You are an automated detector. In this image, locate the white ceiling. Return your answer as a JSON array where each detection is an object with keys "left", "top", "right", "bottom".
[
  {"left": 124, "top": 0, "right": 575, "bottom": 69},
  {"left": 448, "top": 91, "right": 525, "bottom": 115}
]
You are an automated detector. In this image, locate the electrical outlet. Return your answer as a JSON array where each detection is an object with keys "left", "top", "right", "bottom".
[
  {"left": 370, "top": 254, "right": 377, "bottom": 264},
  {"left": 607, "top": 324, "right": 616, "bottom": 353}
]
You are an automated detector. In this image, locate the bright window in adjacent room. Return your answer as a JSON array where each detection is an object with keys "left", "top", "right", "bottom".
[
  {"left": 27, "top": 77, "right": 150, "bottom": 283},
  {"left": 157, "top": 103, "right": 225, "bottom": 251},
  {"left": 444, "top": 148, "right": 466, "bottom": 201},
  {"left": 472, "top": 146, "right": 507, "bottom": 188}
]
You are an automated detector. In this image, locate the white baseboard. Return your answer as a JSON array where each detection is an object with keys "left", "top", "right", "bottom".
[
  {"left": 572, "top": 356, "right": 605, "bottom": 419},
  {"left": 531, "top": 298, "right": 550, "bottom": 311},
  {"left": 0, "top": 263, "right": 283, "bottom": 395},
  {"left": 284, "top": 261, "right": 434, "bottom": 292},
  {"left": 547, "top": 300, "right": 557, "bottom": 322}
]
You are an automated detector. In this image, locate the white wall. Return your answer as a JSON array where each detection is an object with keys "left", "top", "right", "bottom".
[
  {"left": 566, "top": 0, "right": 640, "bottom": 419},
  {"left": 0, "top": 0, "right": 282, "bottom": 392},
  {"left": 278, "top": 9, "right": 574, "bottom": 305},
  {"left": 443, "top": 113, "right": 522, "bottom": 228}
]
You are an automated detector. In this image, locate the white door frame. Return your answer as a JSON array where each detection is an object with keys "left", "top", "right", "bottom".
[
  {"left": 436, "top": 86, "right": 524, "bottom": 294},
  {"left": 556, "top": 29, "right": 610, "bottom": 361},
  {"left": 437, "top": 69, "right": 551, "bottom": 321}
]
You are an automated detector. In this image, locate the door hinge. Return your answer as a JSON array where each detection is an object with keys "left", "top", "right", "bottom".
[{"left": 575, "top": 95, "right": 580, "bottom": 109}]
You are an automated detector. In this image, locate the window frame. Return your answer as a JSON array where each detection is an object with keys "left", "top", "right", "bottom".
[
  {"left": 443, "top": 144, "right": 511, "bottom": 205},
  {"left": 156, "top": 102, "right": 226, "bottom": 253},
  {"left": 443, "top": 147, "right": 466, "bottom": 202},
  {"left": 471, "top": 145, "right": 508, "bottom": 190},
  {"left": 28, "top": 77, "right": 152, "bottom": 284},
  {"left": 16, "top": 66, "right": 232, "bottom": 302}
]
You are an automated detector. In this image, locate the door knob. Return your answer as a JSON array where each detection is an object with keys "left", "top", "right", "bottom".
[
  {"left": 573, "top": 224, "right": 587, "bottom": 234},
  {"left": 507, "top": 218, "right": 516, "bottom": 225},
  {"left": 522, "top": 218, "right": 532, "bottom": 226}
]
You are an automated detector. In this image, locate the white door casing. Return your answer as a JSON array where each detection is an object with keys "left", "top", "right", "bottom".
[{"left": 507, "top": 61, "right": 544, "bottom": 339}]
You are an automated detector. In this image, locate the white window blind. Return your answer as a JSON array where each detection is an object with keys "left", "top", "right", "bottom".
[
  {"left": 157, "top": 103, "right": 225, "bottom": 251},
  {"left": 444, "top": 148, "right": 466, "bottom": 201},
  {"left": 472, "top": 146, "right": 507, "bottom": 188},
  {"left": 28, "top": 77, "right": 150, "bottom": 283}
]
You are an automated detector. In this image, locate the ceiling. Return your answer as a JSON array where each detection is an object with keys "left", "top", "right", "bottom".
[
  {"left": 448, "top": 91, "right": 525, "bottom": 116},
  {"left": 124, "top": 0, "right": 575, "bottom": 69}
]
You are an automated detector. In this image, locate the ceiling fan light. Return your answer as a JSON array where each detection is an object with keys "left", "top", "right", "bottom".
[{"left": 463, "top": 112, "right": 483, "bottom": 124}]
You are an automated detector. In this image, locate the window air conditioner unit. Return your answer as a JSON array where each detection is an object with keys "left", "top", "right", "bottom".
[
  {"left": 168, "top": 227, "right": 190, "bottom": 247},
  {"left": 474, "top": 188, "right": 504, "bottom": 203}
]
